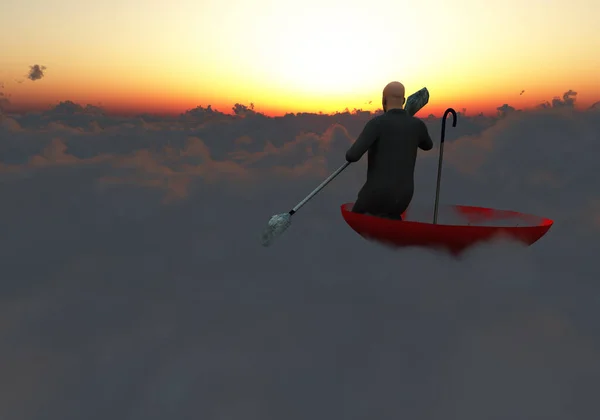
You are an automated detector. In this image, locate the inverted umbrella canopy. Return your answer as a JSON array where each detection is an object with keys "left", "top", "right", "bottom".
[{"left": 340, "top": 203, "right": 553, "bottom": 255}]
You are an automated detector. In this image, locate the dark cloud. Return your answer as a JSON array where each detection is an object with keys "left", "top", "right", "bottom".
[
  {"left": 536, "top": 90, "right": 580, "bottom": 110},
  {"left": 48, "top": 100, "right": 105, "bottom": 117},
  {"left": 0, "top": 83, "right": 9, "bottom": 112},
  {"left": 520, "top": 89, "right": 525, "bottom": 95},
  {"left": 496, "top": 103, "right": 516, "bottom": 117},
  {"left": 0, "top": 92, "right": 599, "bottom": 419},
  {"left": 553, "top": 89, "right": 578, "bottom": 107},
  {"left": 27, "top": 64, "right": 47, "bottom": 81}
]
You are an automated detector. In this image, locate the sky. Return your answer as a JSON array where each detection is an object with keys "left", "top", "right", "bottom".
[
  {"left": 0, "top": 95, "right": 599, "bottom": 418},
  {"left": 1, "top": 0, "right": 599, "bottom": 115}
]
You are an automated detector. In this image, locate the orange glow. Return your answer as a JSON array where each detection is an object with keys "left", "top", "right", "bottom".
[
  {"left": 1, "top": 0, "right": 598, "bottom": 117},
  {"left": 7, "top": 83, "right": 599, "bottom": 118}
]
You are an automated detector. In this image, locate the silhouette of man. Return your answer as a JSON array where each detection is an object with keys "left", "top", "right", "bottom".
[{"left": 345, "top": 81, "right": 433, "bottom": 220}]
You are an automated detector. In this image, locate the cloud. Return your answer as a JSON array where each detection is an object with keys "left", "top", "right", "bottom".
[
  {"left": 0, "top": 83, "right": 8, "bottom": 111},
  {"left": 27, "top": 64, "right": 47, "bottom": 81},
  {"left": 49, "top": 100, "right": 104, "bottom": 116},
  {"left": 538, "top": 89, "right": 579, "bottom": 109},
  {"left": 553, "top": 89, "right": 578, "bottom": 107},
  {"left": 0, "top": 92, "right": 599, "bottom": 419},
  {"left": 496, "top": 103, "right": 516, "bottom": 117}
]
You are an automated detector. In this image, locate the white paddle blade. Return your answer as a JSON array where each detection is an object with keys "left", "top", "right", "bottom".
[{"left": 260, "top": 213, "right": 292, "bottom": 246}]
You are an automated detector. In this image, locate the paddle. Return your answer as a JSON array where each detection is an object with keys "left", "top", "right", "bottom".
[{"left": 260, "top": 87, "right": 431, "bottom": 247}]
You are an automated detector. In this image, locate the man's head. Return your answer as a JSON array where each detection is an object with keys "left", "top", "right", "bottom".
[{"left": 382, "top": 81, "right": 405, "bottom": 112}]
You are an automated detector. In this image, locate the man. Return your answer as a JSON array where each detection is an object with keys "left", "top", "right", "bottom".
[{"left": 345, "top": 81, "right": 433, "bottom": 220}]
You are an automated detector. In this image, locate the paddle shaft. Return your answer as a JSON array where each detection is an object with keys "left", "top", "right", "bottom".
[
  {"left": 289, "top": 161, "right": 350, "bottom": 215},
  {"left": 433, "top": 108, "right": 457, "bottom": 224}
]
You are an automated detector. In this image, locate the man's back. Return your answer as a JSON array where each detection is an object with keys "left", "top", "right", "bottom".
[{"left": 345, "top": 109, "right": 433, "bottom": 217}]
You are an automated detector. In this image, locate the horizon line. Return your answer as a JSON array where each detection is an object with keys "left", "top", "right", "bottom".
[{"left": 2, "top": 96, "right": 599, "bottom": 119}]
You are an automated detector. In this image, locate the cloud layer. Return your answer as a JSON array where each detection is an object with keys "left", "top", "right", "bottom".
[{"left": 0, "top": 93, "right": 599, "bottom": 419}]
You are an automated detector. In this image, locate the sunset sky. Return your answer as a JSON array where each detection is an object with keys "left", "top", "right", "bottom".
[{"left": 1, "top": 0, "right": 599, "bottom": 116}]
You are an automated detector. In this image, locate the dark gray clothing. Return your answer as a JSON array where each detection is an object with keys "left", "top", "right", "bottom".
[{"left": 345, "top": 109, "right": 433, "bottom": 219}]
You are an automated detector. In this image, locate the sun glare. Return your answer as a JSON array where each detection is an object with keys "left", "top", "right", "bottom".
[{"left": 254, "top": 4, "right": 393, "bottom": 96}]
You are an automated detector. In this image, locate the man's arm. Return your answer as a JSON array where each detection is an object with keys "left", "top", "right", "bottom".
[
  {"left": 418, "top": 120, "right": 433, "bottom": 151},
  {"left": 345, "top": 118, "right": 380, "bottom": 162}
]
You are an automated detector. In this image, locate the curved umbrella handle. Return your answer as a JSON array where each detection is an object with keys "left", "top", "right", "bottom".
[{"left": 433, "top": 108, "right": 457, "bottom": 224}]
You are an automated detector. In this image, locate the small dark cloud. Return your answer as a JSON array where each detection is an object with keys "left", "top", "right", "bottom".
[
  {"left": 552, "top": 89, "right": 577, "bottom": 107},
  {"left": 538, "top": 90, "right": 578, "bottom": 109},
  {"left": 496, "top": 103, "right": 516, "bottom": 117},
  {"left": 27, "top": 64, "right": 47, "bottom": 81},
  {"left": 520, "top": 90, "right": 525, "bottom": 95},
  {"left": 232, "top": 102, "right": 257, "bottom": 117},
  {"left": 537, "top": 101, "right": 551, "bottom": 109},
  {"left": 0, "top": 82, "right": 9, "bottom": 111},
  {"left": 48, "top": 100, "right": 104, "bottom": 115}
]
